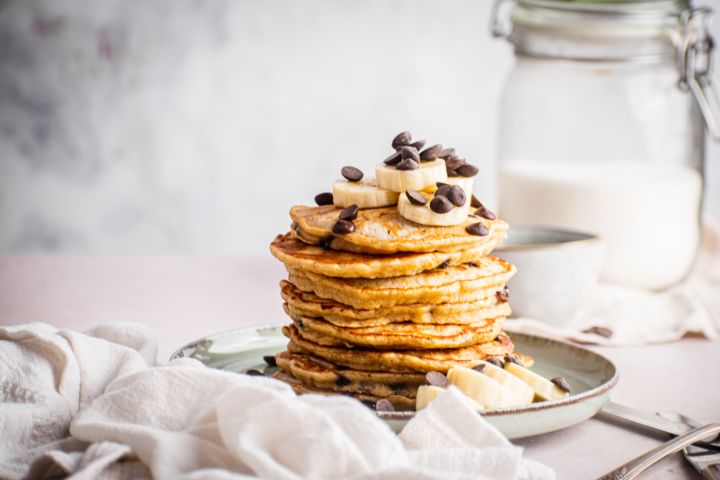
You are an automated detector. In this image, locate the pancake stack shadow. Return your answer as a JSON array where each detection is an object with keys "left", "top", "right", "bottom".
[{"left": 269, "top": 203, "right": 526, "bottom": 411}]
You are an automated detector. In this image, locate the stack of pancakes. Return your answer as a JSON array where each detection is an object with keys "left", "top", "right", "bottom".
[{"left": 270, "top": 203, "right": 523, "bottom": 410}]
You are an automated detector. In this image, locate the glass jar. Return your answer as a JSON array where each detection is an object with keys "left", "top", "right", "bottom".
[{"left": 491, "top": 0, "right": 718, "bottom": 290}]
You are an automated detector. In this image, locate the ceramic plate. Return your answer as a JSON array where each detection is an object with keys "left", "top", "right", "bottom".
[{"left": 171, "top": 325, "right": 618, "bottom": 439}]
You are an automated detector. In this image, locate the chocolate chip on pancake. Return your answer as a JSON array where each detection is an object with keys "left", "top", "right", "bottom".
[
  {"left": 466, "top": 222, "right": 489, "bottom": 236},
  {"left": 420, "top": 144, "right": 443, "bottom": 161},
  {"left": 332, "top": 219, "right": 356, "bottom": 234},
  {"left": 410, "top": 140, "right": 426, "bottom": 151},
  {"left": 405, "top": 189, "right": 427, "bottom": 206},
  {"left": 426, "top": 371, "right": 449, "bottom": 388},
  {"left": 446, "top": 185, "right": 466, "bottom": 207},
  {"left": 430, "top": 196, "right": 453, "bottom": 214},
  {"left": 341, "top": 166, "right": 364, "bottom": 182},
  {"left": 336, "top": 375, "right": 352, "bottom": 387},
  {"left": 383, "top": 150, "right": 402, "bottom": 166},
  {"left": 475, "top": 204, "right": 496, "bottom": 220},
  {"left": 263, "top": 355, "right": 277, "bottom": 366},
  {"left": 471, "top": 194, "right": 482, "bottom": 208},
  {"left": 496, "top": 287, "right": 510, "bottom": 303},
  {"left": 436, "top": 259, "right": 450, "bottom": 269},
  {"left": 504, "top": 354, "right": 524, "bottom": 367},
  {"left": 396, "top": 158, "right": 419, "bottom": 171},
  {"left": 319, "top": 236, "right": 334, "bottom": 250},
  {"left": 375, "top": 398, "right": 396, "bottom": 412},
  {"left": 456, "top": 164, "right": 479, "bottom": 177},
  {"left": 339, "top": 204, "right": 359, "bottom": 221},
  {"left": 551, "top": 377, "right": 572, "bottom": 393},
  {"left": 486, "top": 357, "right": 504, "bottom": 368},
  {"left": 314, "top": 192, "right": 334, "bottom": 206},
  {"left": 392, "top": 131, "right": 412, "bottom": 150},
  {"left": 472, "top": 364, "right": 486, "bottom": 372}
]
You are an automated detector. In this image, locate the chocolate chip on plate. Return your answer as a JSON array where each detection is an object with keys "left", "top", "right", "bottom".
[
  {"left": 486, "top": 357, "right": 504, "bottom": 368},
  {"left": 436, "top": 259, "right": 450, "bottom": 269},
  {"left": 410, "top": 139, "right": 426, "bottom": 151},
  {"left": 246, "top": 369, "right": 264, "bottom": 376},
  {"left": 400, "top": 146, "right": 420, "bottom": 162},
  {"left": 446, "top": 185, "right": 466, "bottom": 207},
  {"left": 466, "top": 222, "right": 489, "bottom": 236},
  {"left": 396, "top": 158, "right": 419, "bottom": 171},
  {"left": 496, "top": 287, "right": 510, "bottom": 303},
  {"left": 339, "top": 204, "right": 359, "bottom": 221},
  {"left": 383, "top": 150, "right": 402, "bottom": 166},
  {"left": 551, "top": 377, "right": 572, "bottom": 393},
  {"left": 336, "top": 375, "right": 352, "bottom": 387},
  {"left": 456, "top": 164, "right": 479, "bottom": 177},
  {"left": 430, "top": 196, "right": 453, "bottom": 214},
  {"left": 440, "top": 147, "right": 456, "bottom": 159},
  {"left": 471, "top": 194, "right": 482, "bottom": 208},
  {"left": 332, "top": 219, "right": 356, "bottom": 235},
  {"left": 582, "top": 326, "right": 613, "bottom": 338},
  {"left": 314, "top": 192, "right": 334, "bottom": 206},
  {"left": 472, "top": 364, "right": 486, "bottom": 372},
  {"left": 341, "top": 166, "right": 364, "bottom": 182},
  {"left": 425, "top": 371, "right": 449, "bottom": 388},
  {"left": 420, "top": 144, "right": 443, "bottom": 161},
  {"left": 375, "top": 399, "right": 396, "bottom": 412},
  {"left": 392, "top": 131, "right": 412, "bottom": 150},
  {"left": 263, "top": 355, "right": 277, "bottom": 367},
  {"left": 475, "top": 204, "right": 496, "bottom": 220},
  {"left": 505, "top": 355, "right": 525, "bottom": 367},
  {"left": 405, "top": 189, "right": 427, "bottom": 206}
]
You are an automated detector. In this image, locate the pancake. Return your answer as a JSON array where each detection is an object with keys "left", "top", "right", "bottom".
[
  {"left": 275, "top": 351, "right": 423, "bottom": 398},
  {"left": 290, "top": 205, "right": 508, "bottom": 254},
  {"left": 289, "top": 311, "right": 506, "bottom": 350},
  {"left": 287, "top": 256, "right": 516, "bottom": 309},
  {"left": 271, "top": 232, "right": 496, "bottom": 279},
  {"left": 283, "top": 324, "right": 521, "bottom": 373},
  {"left": 273, "top": 369, "right": 416, "bottom": 410},
  {"left": 280, "top": 280, "right": 511, "bottom": 327}
]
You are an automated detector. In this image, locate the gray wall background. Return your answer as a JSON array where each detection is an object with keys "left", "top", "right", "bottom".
[{"left": 1, "top": 0, "right": 719, "bottom": 256}]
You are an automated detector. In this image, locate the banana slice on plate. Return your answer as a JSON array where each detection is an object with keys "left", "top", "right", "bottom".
[
  {"left": 397, "top": 190, "right": 470, "bottom": 227},
  {"left": 376, "top": 159, "right": 447, "bottom": 192},
  {"left": 504, "top": 362, "right": 570, "bottom": 402},
  {"left": 332, "top": 178, "right": 399, "bottom": 208},
  {"left": 474, "top": 361, "right": 534, "bottom": 407},
  {"left": 447, "top": 366, "right": 507, "bottom": 409},
  {"left": 415, "top": 385, "right": 484, "bottom": 411}
]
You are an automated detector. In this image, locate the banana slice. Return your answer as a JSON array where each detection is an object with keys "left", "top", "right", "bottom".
[
  {"left": 397, "top": 190, "right": 470, "bottom": 226},
  {"left": 504, "top": 362, "right": 570, "bottom": 402},
  {"left": 376, "top": 159, "right": 447, "bottom": 193},
  {"left": 475, "top": 361, "right": 534, "bottom": 407},
  {"left": 416, "top": 385, "right": 484, "bottom": 411},
  {"left": 447, "top": 366, "right": 507, "bottom": 409},
  {"left": 332, "top": 178, "right": 399, "bottom": 208}
]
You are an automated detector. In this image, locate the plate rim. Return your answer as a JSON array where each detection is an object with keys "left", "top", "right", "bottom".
[{"left": 170, "top": 324, "right": 619, "bottom": 419}]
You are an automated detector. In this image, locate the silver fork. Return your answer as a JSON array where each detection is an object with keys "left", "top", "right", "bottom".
[{"left": 658, "top": 412, "right": 720, "bottom": 480}]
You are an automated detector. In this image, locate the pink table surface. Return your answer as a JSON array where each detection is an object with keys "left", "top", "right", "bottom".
[{"left": 1, "top": 255, "right": 718, "bottom": 479}]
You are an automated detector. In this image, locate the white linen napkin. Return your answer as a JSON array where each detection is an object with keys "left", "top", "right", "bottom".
[
  {"left": 0, "top": 322, "right": 554, "bottom": 480},
  {"left": 507, "top": 218, "right": 720, "bottom": 346}
]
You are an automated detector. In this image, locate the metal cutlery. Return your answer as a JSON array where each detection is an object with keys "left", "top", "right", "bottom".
[{"left": 658, "top": 411, "right": 720, "bottom": 480}]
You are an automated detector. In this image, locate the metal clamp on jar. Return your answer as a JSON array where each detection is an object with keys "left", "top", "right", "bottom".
[{"left": 491, "top": 0, "right": 716, "bottom": 290}]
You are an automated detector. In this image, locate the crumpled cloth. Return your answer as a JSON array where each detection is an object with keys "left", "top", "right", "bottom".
[
  {"left": 0, "top": 323, "right": 553, "bottom": 480},
  {"left": 507, "top": 217, "right": 720, "bottom": 346}
]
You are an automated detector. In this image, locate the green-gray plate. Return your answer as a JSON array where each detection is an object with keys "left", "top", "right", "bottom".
[{"left": 171, "top": 325, "right": 618, "bottom": 439}]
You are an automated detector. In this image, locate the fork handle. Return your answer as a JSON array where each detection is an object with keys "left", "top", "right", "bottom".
[{"left": 597, "top": 423, "right": 720, "bottom": 480}]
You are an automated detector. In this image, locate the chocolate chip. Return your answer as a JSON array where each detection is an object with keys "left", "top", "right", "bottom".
[
  {"left": 582, "top": 326, "right": 613, "bottom": 338},
  {"left": 474, "top": 204, "right": 496, "bottom": 220},
  {"left": 339, "top": 204, "right": 359, "bottom": 221},
  {"left": 392, "top": 131, "right": 412, "bottom": 150},
  {"left": 435, "top": 184, "right": 452, "bottom": 199},
  {"left": 486, "top": 357, "right": 504, "bottom": 368},
  {"left": 420, "top": 144, "right": 443, "bottom": 161},
  {"left": 551, "top": 376, "right": 572, "bottom": 393},
  {"left": 471, "top": 194, "right": 482, "bottom": 208},
  {"left": 336, "top": 375, "right": 351, "bottom": 387},
  {"left": 445, "top": 157, "right": 465, "bottom": 171},
  {"left": 425, "top": 371, "right": 449, "bottom": 388},
  {"left": 315, "top": 192, "right": 334, "bottom": 206},
  {"left": 375, "top": 399, "right": 395, "bottom": 412},
  {"left": 383, "top": 151, "right": 402, "bottom": 166},
  {"left": 466, "top": 222, "right": 489, "bottom": 236},
  {"left": 436, "top": 181, "right": 448, "bottom": 188},
  {"left": 263, "top": 355, "right": 277, "bottom": 367},
  {"left": 466, "top": 261, "right": 480, "bottom": 267},
  {"left": 319, "top": 236, "right": 334, "bottom": 250},
  {"left": 472, "top": 364, "right": 486, "bottom": 372},
  {"left": 496, "top": 287, "right": 510, "bottom": 303},
  {"left": 436, "top": 259, "right": 450, "bottom": 269},
  {"left": 447, "top": 168, "right": 459, "bottom": 177},
  {"left": 405, "top": 189, "right": 427, "bottom": 206},
  {"left": 341, "top": 166, "right": 363, "bottom": 182},
  {"left": 389, "top": 383, "right": 405, "bottom": 394},
  {"left": 396, "top": 158, "right": 419, "bottom": 171},
  {"left": 446, "top": 185, "right": 466, "bottom": 207},
  {"left": 440, "top": 148, "right": 456, "bottom": 159},
  {"left": 410, "top": 140, "right": 426, "bottom": 151},
  {"left": 505, "top": 355, "right": 524, "bottom": 367},
  {"left": 430, "top": 196, "right": 453, "bottom": 214},
  {"left": 400, "top": 146, "right": 420, "bottom": 162},
  {"left": 456, "top": 164, "right": 479, "bottom": 177},
  {"left": 246, "top": 369, "right": 264, "bottom": 376},
  {"left": 332, "top": 220, "right": 356, "bottom": 235}
]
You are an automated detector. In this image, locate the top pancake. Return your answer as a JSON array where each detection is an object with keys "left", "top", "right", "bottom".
[
  {"left": 270, "top": 232, "right": 496, "bottom": 279},
  {"left": 290, "top": 205, "right": 508, "bottom": 254}
]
